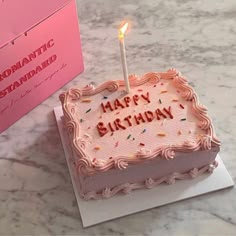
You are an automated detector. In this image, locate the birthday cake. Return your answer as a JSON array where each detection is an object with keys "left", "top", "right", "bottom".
[{"left": 59, "top": 69, "right": 220, "bottom": 200}]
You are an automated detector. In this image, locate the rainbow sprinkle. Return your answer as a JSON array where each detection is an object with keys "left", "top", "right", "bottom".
[
  {"left": 172, "top": 99, "right": 178, "bottom": 102},
  {"left": 157, "top": 133, "right": 166, "bottom": 137},
  {"left": 103, "top": 96, "right": 108, "bottom": 99},
  {"left": 111, "top": 132, "right": 114, "bottom": 136},
  {"left": 115, "top": 141, "right": 119, "bottom": 147},
  {"left": 161, "top": 90, "right": 168, "bottom": 93},
  {"left": 180, "top": 118, "right": 186, "bottom": 121},
  {"left": 81, "top": 99, "right": 92, "bottom": 103},
  {"left": 142, "top": 129, "right": 146, "bottom": 134},
  {"left": 179, "top": 104, "right": 184, "bottom": 109},
  {"left": 86, "top": 108, "right": 92, "bottom": 113},
  {"left": 159, "top": 99, "right": 162, "bottom": 104},
  {"left": 80, "top": 118, "right": 83, "bottom": 123},
  {"left": 139, "top": 143, "right": 145, "bottom": 146},
  {"left": 178, "top": 131, "right": 182, "bottom": 135},
  {"left": 94, "top": 146, "right": 100, "bottom": 150},
  {"left": 127, "top": 134, "right": 131, "bottom": 139}
]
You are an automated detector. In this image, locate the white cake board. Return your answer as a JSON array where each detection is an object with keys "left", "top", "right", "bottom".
[{"left": 54, "top": 106, "right": 234, "bottom": 228}]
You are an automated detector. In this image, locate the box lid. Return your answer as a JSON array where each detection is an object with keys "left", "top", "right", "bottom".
[{"left": 0, "top": 0, "right": 72, "bottom": 49}]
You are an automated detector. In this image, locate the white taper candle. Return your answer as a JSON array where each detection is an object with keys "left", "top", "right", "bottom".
[
  {"left": 119, "top": 37, "right": 130, "bottom": 93},
  {"left": 119, "top": 22, "right": 130, "bottom": 93}
]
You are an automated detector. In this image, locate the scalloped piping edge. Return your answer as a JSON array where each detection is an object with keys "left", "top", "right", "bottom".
[
  {"left": 59, "top": 68, "right": 221, "bottom": 176},
  {"left": 81, "top": 160, "right": 218, "bottom": 200}
]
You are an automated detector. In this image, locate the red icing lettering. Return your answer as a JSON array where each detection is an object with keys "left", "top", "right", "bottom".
[
  {"left": 141, "top": 92, "right": 150, "bottom": 103},
  {"left": 163, "top": 106, "right": 173, "bottom": 119},
  {"left": 124, "top": 96, "right": 131, "bottom": 107},
  {"left": 124, "top": 115, "right": 132, "bottom": 126},
  {"left": 114, "top": 118, "right": 126, "bottom": 130},
  {"left": 96, "top": 106, "right": 175, "bottom": 136},
  {"left": 134, "top": 113, "right": 146, "bottom": 125},
  {"left": 133, "top": 94, "right": 139, "bottom": 105},
  {"left": 101, "top": 101, "right": 113, "bottom": 113},
  {"left": 144, "top": 111, "right": 154, "bottom": 122},
  {"left": 97, "top": 122, "right": 108, "bottom": 137},
  {"left": 155, "top": 109, "right": 167, "bottom": 120},
  {"left": 114, "top": 99, "right": 125, "bottom": 109},
  {"left": 108, "top": 122, "right": 115, "bottom": 132},
  {"left": 101, "top": 103, "right": 106, "bottom": 112}
]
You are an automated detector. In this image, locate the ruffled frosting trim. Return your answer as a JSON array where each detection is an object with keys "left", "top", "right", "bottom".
[
  {"left": 59, "top": 69, "right": 221, "bottom": 176},
  {"left": 81, "top": 161, "right": 218, "bottom": 200}
]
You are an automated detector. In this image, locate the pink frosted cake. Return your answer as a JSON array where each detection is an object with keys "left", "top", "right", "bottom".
[{"left": 59, "top": 69, "right": 220, "bottom": 200}]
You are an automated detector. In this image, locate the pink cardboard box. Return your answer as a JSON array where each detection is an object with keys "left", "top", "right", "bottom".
[{"left": 0, "top": 0, "right": 84, "bottom": 133}]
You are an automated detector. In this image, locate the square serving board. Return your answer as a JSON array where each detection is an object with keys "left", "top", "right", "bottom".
[{"left": 54, "top": 106, "right": 234, "bottom": 227}]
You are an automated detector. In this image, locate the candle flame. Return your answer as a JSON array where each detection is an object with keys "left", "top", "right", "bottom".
[{"left": 119, "top": 22, "right": 129, "bottom": 39}]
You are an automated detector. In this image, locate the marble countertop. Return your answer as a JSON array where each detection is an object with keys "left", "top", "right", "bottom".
[{"left": 1, "top": 0, "right": 236, "bottom": 235}]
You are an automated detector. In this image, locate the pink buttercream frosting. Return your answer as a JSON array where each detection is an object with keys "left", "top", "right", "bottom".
[
  {"left": 59, "top": 69, "right": 220, "bottom": 177},
  {"left": 81, "top": 161, "right": 218, "bottom": 200}
]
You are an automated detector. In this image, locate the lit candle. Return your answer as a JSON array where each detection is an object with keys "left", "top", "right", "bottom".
[{"left": 119, "top": 22, "right": 130, "bottom": 93}]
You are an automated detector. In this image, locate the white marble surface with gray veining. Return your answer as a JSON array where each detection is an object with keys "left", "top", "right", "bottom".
[{"left": 0, "top": 0, "right": 236, "bottom": 235}]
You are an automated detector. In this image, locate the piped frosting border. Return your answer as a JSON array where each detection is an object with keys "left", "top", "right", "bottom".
[
  {"left": 59, "top": 69, "right": 221, "bottom": 176},
  {"left": 81, "top": 160, "right": 218, "bottom": 200}
]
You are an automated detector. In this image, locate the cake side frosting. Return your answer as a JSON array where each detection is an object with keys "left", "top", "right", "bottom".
[
  {"left": 81, "top": 160, "right": 218, "bottom": 200},
  {"left": 59, "top": 68, "right": 221, "bottom": 176}
]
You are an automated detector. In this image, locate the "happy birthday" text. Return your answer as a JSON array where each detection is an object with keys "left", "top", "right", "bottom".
[{"left": 96, "top": 92, "right": 174, "bottom": 137}]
